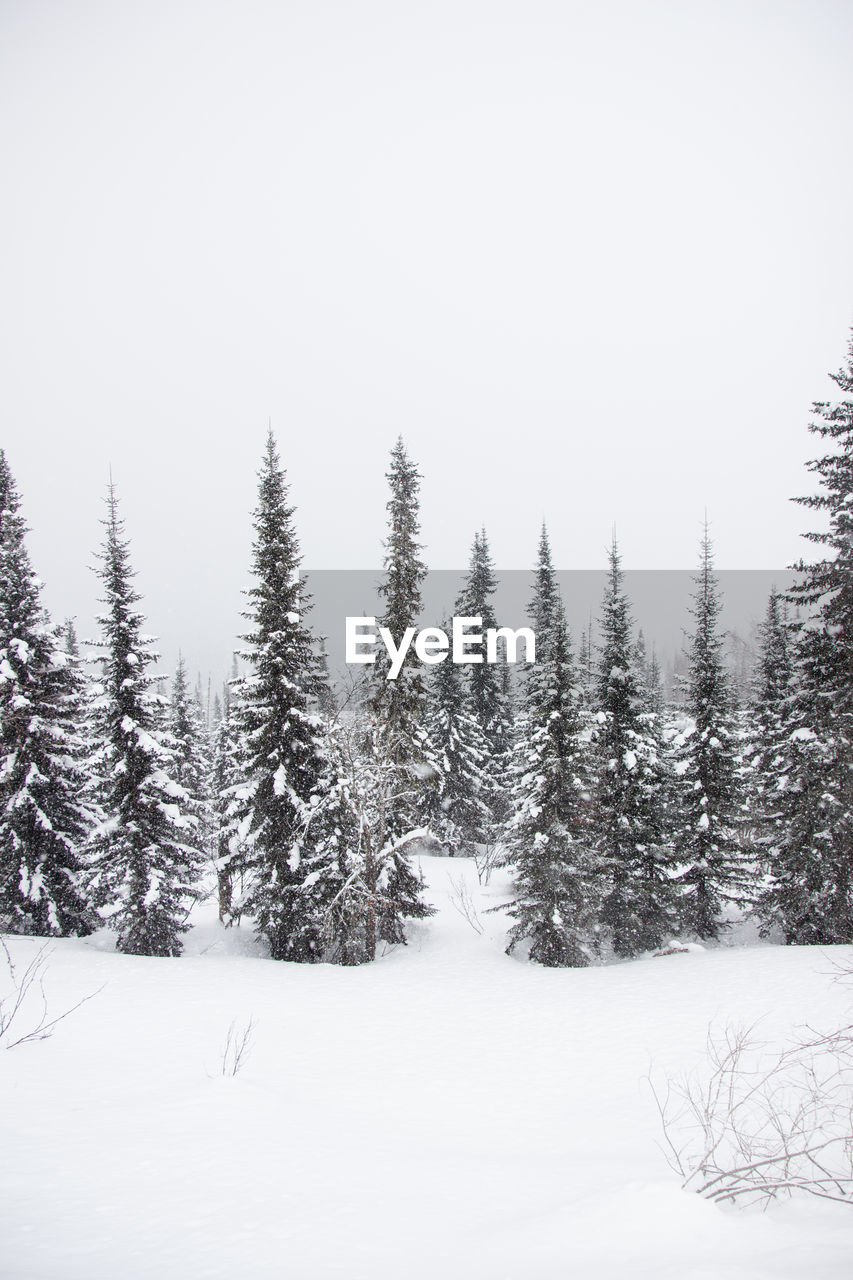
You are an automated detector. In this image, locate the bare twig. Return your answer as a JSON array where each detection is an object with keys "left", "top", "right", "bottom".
[
  {"left": 447, "top": 873, "right": 484, "bottom": 934},
  {"left": 650, "top": 1018, "right": 853, "bottom": 1208},
  {"left": 221, "top": 1016, "right": 256, "bottom": 1076},
  {"left": 473, "top": 841, "right": 504, "bottom": 886},
  {"left": 0, "top": 937, "right": 104, "bottom": 1049}
]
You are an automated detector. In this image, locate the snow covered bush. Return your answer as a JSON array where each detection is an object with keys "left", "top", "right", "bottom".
[{"left": 306, "top": 714, "right": 434, "bottom": 964}]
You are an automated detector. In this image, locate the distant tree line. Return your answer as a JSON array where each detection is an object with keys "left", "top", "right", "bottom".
[{"left": 1, "top": 328, "right": 852, "bottom": 964}]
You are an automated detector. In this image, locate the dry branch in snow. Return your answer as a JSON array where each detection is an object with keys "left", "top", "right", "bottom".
[{"left": 650, "top": 1019, "right": 853, "bottom": 1207}]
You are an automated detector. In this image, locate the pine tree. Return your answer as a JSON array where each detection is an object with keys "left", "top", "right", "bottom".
[
  {"left": 757, "top": 332, "right": 853, "bottom": 943},
  {"left": 671, "top": 526, "right": 747, "bottom": 939},
  {"left": 528, "top": 525, "right": 559, "bottom": 638},
  {"left": 489, "top": 659, "right": 518, "bottom": 828},
  {"left": 645, "top": 645, "right": 665, "bottom": 721},
  {"left": 233, "top": 429, "right": 326, "bottom": 961},
  {"left": 306, "top": 711, "right": 434, "bottom": 963},
  {"left": 364, "top": 437, "right": 435, "bottom": 938},
  {"left": 504, "top": 529, "right": 596, "bottom": 966},
  {"left": 0, "top": 453, "right": 95, "bottom": 936},
  {"left": 747, "top": 590, "right": 796, "bottom": 928},
  {"left": 298, "top": 727, "right": 368, "bottom": 965},
  {"left": 454, "top": 527, "right": 511, "bottom": 832},
  {"left": 87, "top": 483, "right": 203, "bottom": 956},
  {"left": 593, "top": 539, "right": 671, "bottom": 955},
  {"left": 314, "top": 638, "right": 338, "bottom": 720},
  {"left": 454, "top": 529, "right": 505, "bottom": 740},
  {"left": 578, "top": 615, "right": 596, "bottom": 707},
  {"left": 752, "top": 643, "right": 839, "bottom": 944},
  {"left": 192, "top": 673, "right": 210, "bottom": 736},
  {"left": 422, "top": 628, "right": 491, "bottom": 855},
  {"left": 209, "top": 696, "right": 246, "bottom": 923},
  {"left": 370, "top": 437, "right": 429, "bottom": 736},
  {"left": 62, "top": 616, "right": 98, "bottom": 820},
  {"left": 170, "top": 654, "right": 211, "bottom": 839}
]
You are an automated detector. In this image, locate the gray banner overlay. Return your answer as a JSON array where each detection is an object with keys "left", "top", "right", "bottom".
[{"left": 301, "top": 570, "right": 796, "bottom": 688}]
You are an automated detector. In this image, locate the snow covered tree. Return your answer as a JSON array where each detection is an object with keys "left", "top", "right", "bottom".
[
  {"left": 454, "top": 529, "right": 504, "bottom": 740},
  {"left": 454, "top": 528, "right": 510, "bottom": 830},
  {"left": 193, "top": 674, "right": 211, "bottom": 735},
  {"left": 363, "top": 437, "right": 435, "bottom": 936},
  {"left": 577, "top": 616, "right": 596, "bottom": 707},
  {"left": 671, "top": 527, "right": 747, "bottom": 939},
  {"left": 754, "top": 591, "right": 794, "bottom": 719},
  {"left": 744, "top": 590, "right": 794, "bottom": 890},
  {"left": 528, "top": 524, "right": 559, "bottom": 637},
  {"left": 752, "top": 642, "right": 841, "bottom": 944},
  {"left": 233, "top": 429, "right": 327, "bottom": 961},
  {"left": 314, "top": 638, "right": 338, "bottom": 720},
  {"left": 489, "top": 658, "right": 518, "bottom": 827},
  {"left": 422, "top": 627, "right": 491, "bottom": 855},
  {"left": 592, "top": 538, "right": 672, "bottom": 956},
  {"left": 208, "top": 695, "right": 247, "bottom": 923},
  {"left": 170, "top": 654, "right": 211, "bottom": 840},
  {"left": 87, "top": 483, "right": 203, "bottom": 956},
  {"left": 756, "top": 332, "right": 853, "bottom": 943},
  {"left": 296, "top": 733, "right": 369, "bottom": 965},
  {"left": 645, "top": 647, "right": 665, "bottom": 722},
  {"left": 370, "top": 437, "right": 429, "bottom": 734},
  {"left": 61, "top": 616, "right": 98, "bottom": 802},
  {"left": 504, "top": 530, "right": 596, "bottom": 966},
  {"left": 0, "top": 453, "right": 95, "bottom": 936},
  {"left": 298, "top": 712, "right": 434, "bottom": 963}
]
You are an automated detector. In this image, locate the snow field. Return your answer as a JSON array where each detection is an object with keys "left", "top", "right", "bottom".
[{"left": 1, "top": 856, "right": 852, "bottom": 1279}]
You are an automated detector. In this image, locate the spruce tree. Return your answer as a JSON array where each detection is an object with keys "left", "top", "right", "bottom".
[
  {"left": 371, "top": 436, "right": 429, "bottom": 734},
  {"left": 577, "top": 616, "right": 596, "bottom": 707},
  {"left": 504, "top": 529, "right": 596, "bottom": 966},
  {"left": 748, "top": 590, "right": 796, "bottom": 930},
  {"left": 529, "top": 525, "right": 559, "bottom": 638},
  {"left": 364, "top": 437, "right": 434, "bottom": 937},
  {"left": 757, "top": 331, "right": 853, "bottom": 943},
  {"left": 87, "top": 483, "right": 203, "bottom": 955},
  {"left": 234, "top": 429, "right": 326, "bottom": 960},
  {"left": 305, "top": 710, "right": 434, "bottom": 963},
  {"left": 209, "top": 696, "right": 246, "bottom": 923},
  {"left": 422, "top": 627, "right": 491, "bottom": 855},
  {"left": 0, "top": 453, "right": 95, "bottom": 936},
  {"left": 754, "top": 590, "right": 793, "bottom": 717},
  {"left": 299, "top": 730, "right": 368, "bottom": 965},
  {"left": 645, "top": 646, "right": 665, "bottom": 721},
  {"left": 170, "top": 654, "right": 211, "bottom": 841},
  {"left": 61, "top": 616, "right": 98, "bottom": 830},
  {"left": 672, "top": 527, "right": 747, "bottom": 939},
  {"left": 454, "top": 528, "right": 510, "bottom": 830},
  {"left": 454, "top": 528, "right": 504, "bottom": 743},
  {"left": 593, "top": 539, "right": 671, "bottom": 955},
  {"left": 489, "top": 659, "right": 518, "bottom": 826}
]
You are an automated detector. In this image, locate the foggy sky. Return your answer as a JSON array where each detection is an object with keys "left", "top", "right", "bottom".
[{"left": 2, "top": 0, "right": 852, "bottom": 684}]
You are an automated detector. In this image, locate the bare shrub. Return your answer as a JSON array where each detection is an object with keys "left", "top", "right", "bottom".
[
  {"left": 0, "top": 937, "right": 102, "bottom": 1049},
  {"left": 447, "top": 873, "right": 484, "bottom": 934},
  {"left": 650, "top": 1019, "right": 853, "bottom": 1207},
  {"left": 221, "top": 1016, "right": 256, "bottom": 1076},
  {"left": 473, "top": 841, "right": 503, "bottom": 886}
]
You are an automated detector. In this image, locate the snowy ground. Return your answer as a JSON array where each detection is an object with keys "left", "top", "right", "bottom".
[{"left": 2, "top": 857, "right": 852, "bottom": 1279}]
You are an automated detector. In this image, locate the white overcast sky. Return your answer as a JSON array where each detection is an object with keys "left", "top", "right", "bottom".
[{"left": 2, "top": 0, "right": 853, "bottom": 681}]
